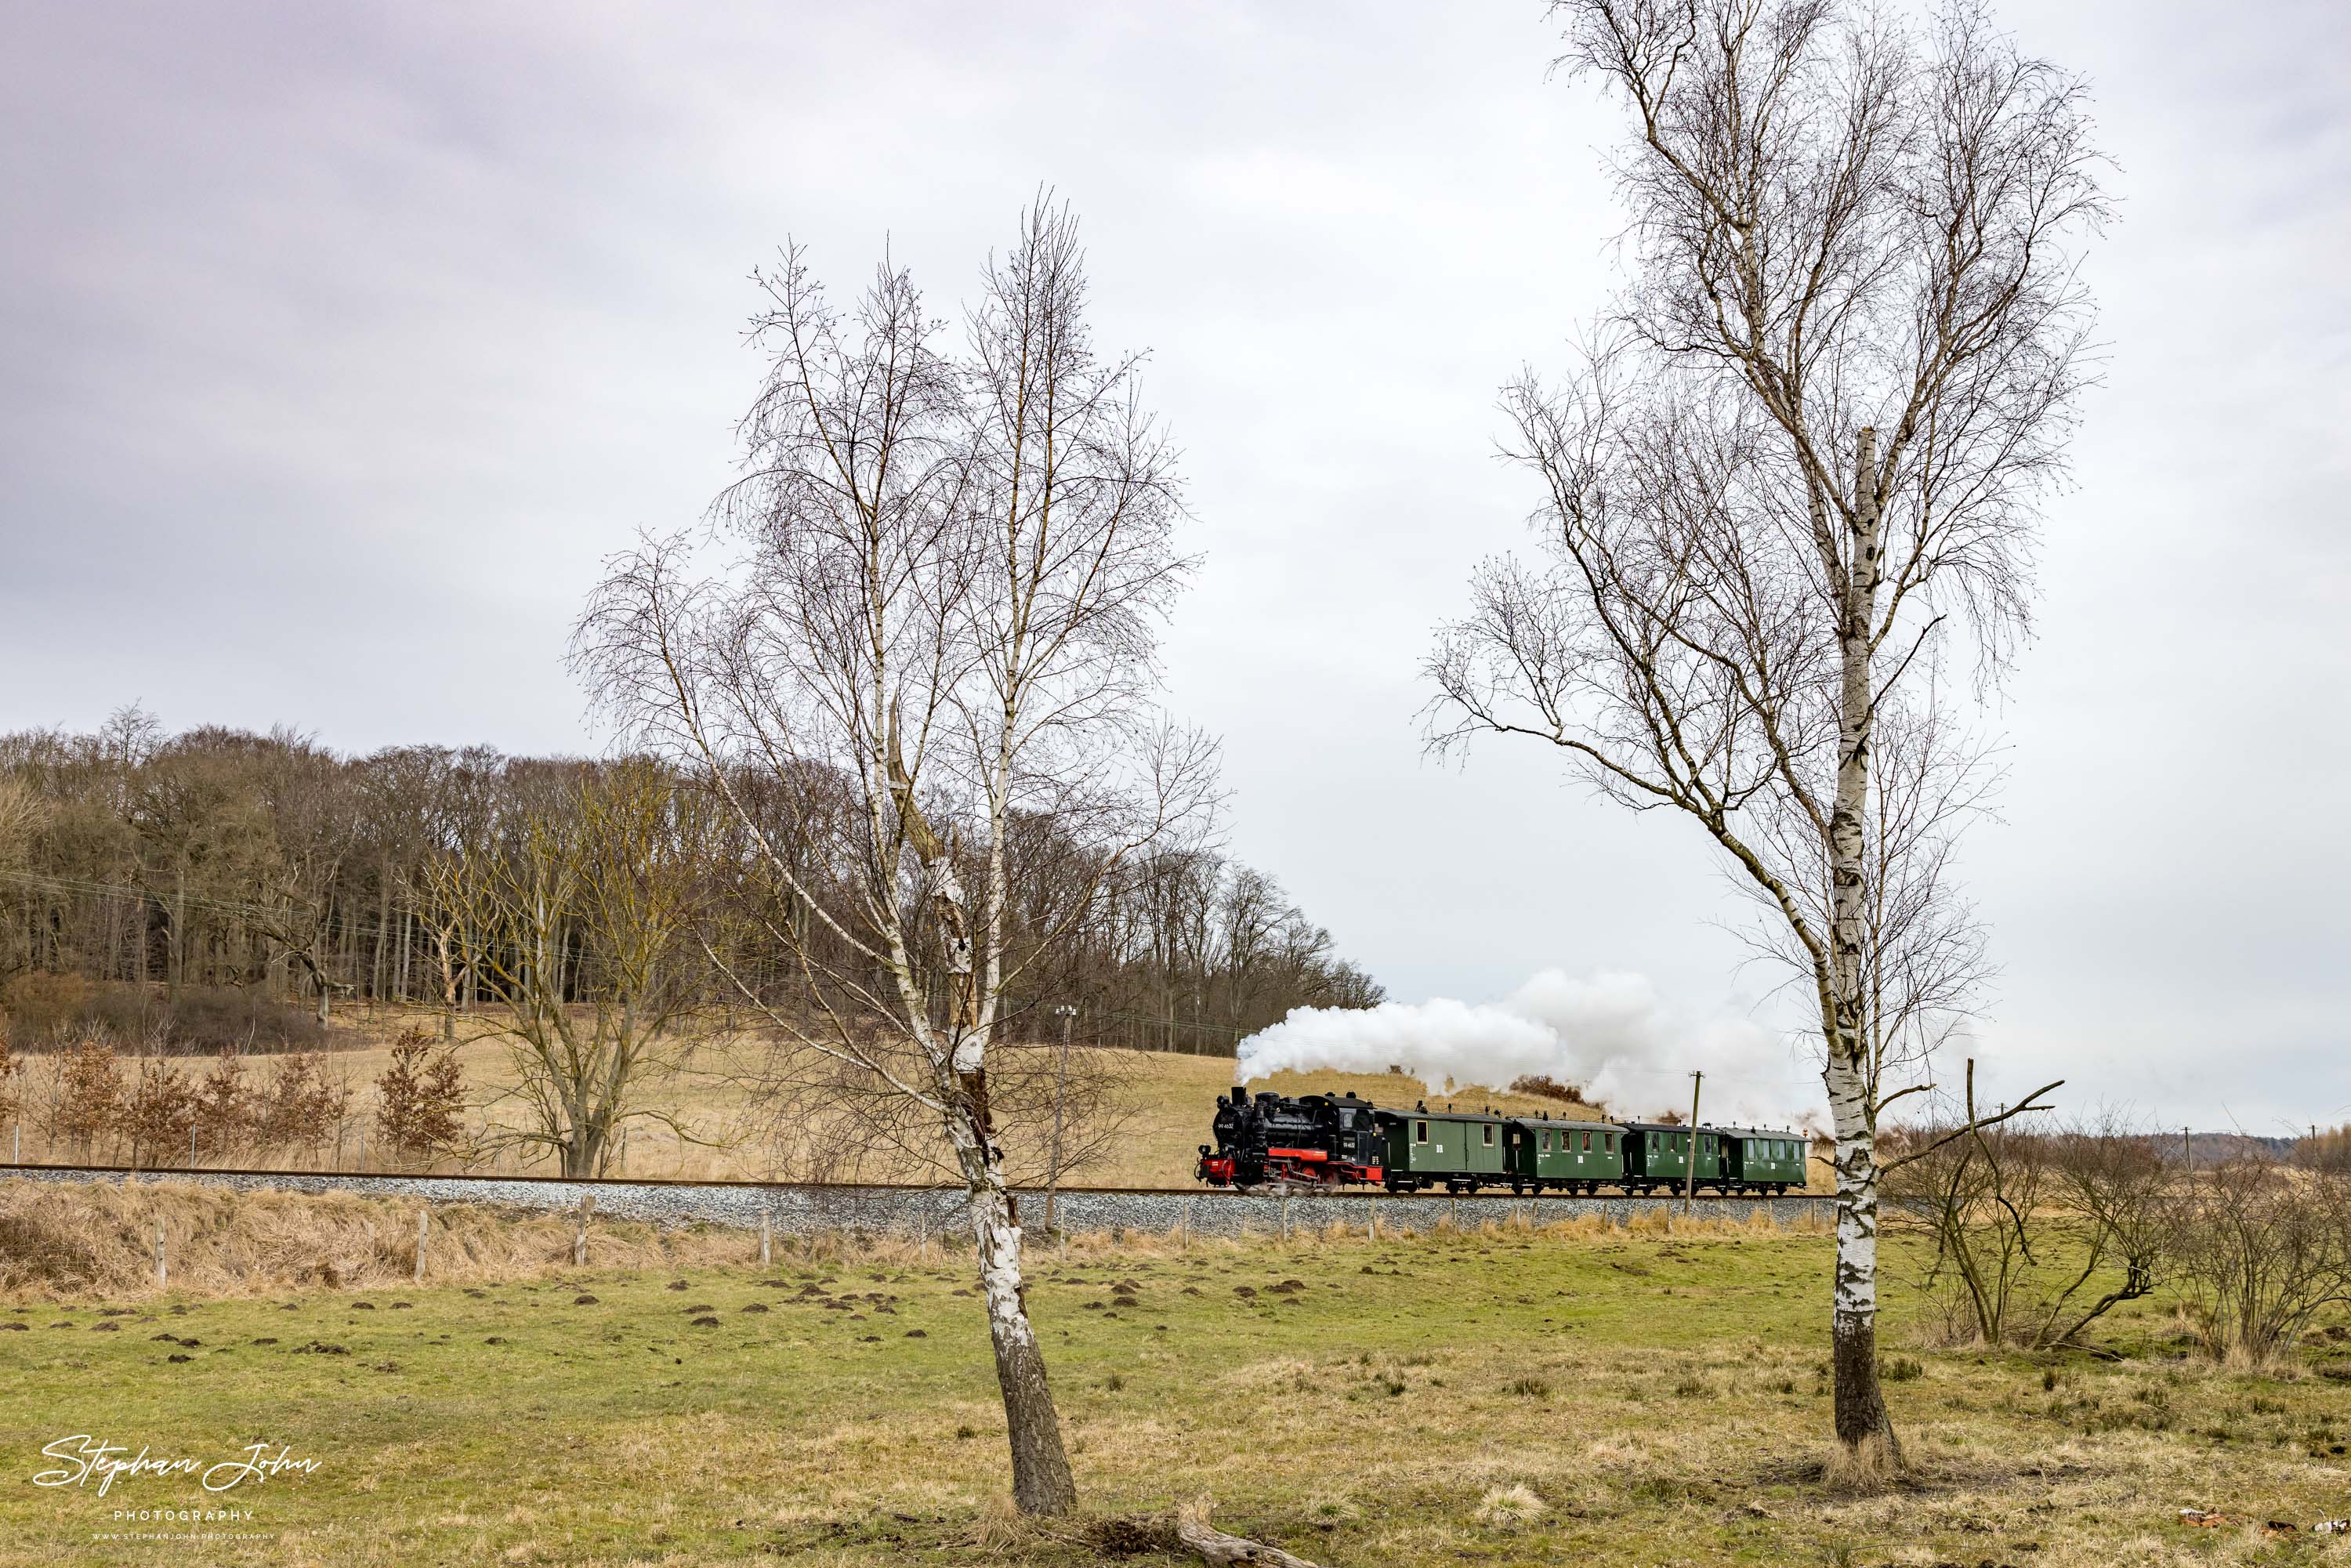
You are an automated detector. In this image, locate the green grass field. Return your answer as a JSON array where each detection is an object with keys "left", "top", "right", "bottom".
[{"left": 5, "top": 1213, "right": 2346, "bottom": 1567}]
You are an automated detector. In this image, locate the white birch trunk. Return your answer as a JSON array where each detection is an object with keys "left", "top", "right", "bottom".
[
  {"left": 948, "top": 1098, "right": 1077, "bottom": 1515},
  {"left": 1826, "top": 427, "right": 1897, "bottom": 1458}
]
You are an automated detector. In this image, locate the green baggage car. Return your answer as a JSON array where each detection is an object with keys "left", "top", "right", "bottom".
[{"left": 1372, "top": 1104, "right": 1513, "bottom": 1193}]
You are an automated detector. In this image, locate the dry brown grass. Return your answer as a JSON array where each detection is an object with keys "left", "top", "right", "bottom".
[
  {"left": 0, "top": 1175, "right": 1825, "bottom": 1305},
  {"left": 0, "top": 1177, "right": 767, "bottom": 1300}
]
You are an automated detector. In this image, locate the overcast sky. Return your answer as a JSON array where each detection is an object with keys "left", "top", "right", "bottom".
[{"left": 3, "top": 1, "right": 2345, "bottom": 1130}]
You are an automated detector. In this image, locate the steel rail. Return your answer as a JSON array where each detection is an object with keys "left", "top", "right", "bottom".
[{"left": 0, "top": 1158, "right": 1808, "bottom": 1203}]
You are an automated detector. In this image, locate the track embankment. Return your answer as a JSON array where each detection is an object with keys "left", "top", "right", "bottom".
[{"left": 1, "top": 1163, "right": 1836, "bottom": 1237}]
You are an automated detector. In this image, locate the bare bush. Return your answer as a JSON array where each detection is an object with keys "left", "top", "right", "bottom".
[
  {"left": 2166, "top": 1154, "right": 2351, "bottom": 1368},
  {"left": 1887, "top": 1102, "right": 2162, "bottom": 1350},
  {"left": 2025, "top": 1117, "right": 2169, "bottom": 1348},
  {"left": 0, "top": 973, "right": 323, "bottom": 1054}
]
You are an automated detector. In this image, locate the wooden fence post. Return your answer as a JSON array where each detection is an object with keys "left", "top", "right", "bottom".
[
  {"left": 154, "top": 1220, "right": 166, "bottom": 1288},
  {"left": 759, "top": 1212, "right": 772, "bottom": 1267},
  {"left": 414, "top": 1208, "right": 429, "bottom": 1284},
  {"left": 573, "top": 1193, "right": 592, "bottom": 1266}
]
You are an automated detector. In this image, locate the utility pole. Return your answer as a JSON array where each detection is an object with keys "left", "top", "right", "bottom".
[
  {"left": 1683, "top": 1071, "right": 1704, "bottom": 1217},
  {"left": 1044, "top": 1004, "right": 1078, "bottom": 1244}
]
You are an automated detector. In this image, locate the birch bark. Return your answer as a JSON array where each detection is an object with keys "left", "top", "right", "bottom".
[{"left": 1826, "top": 426, "right": 1896, "bottom": 1455}]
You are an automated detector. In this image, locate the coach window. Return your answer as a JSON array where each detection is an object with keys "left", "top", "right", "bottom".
[
  {"left": 1648, "top": 1132, "right": 1659, "bottom": 1153},
  {"left": 1482, "top": 1124, "right": 1495, "bottom": 1146}
]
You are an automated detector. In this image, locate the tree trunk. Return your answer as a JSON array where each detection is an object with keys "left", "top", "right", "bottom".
[
  {"left": 372, "top": 878, "right": 390, "bottom": 1011},
  {"left": 1825, "top": 427, "right": 1898, "bottom": 1463},
  {"left": 966, "top": 1175, "right": 1077, "bottom": 1515},
  {"left": 1825, "top": 1050, "right": 1893, "bottom": 1454}
]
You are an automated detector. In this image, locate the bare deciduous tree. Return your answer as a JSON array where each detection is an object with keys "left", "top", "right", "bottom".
[
  {"left": 1429, "top": 0, "right": 2104, "bottom": 1465},
  {"left": 578, "top": 199, "right": 1215, "bottom": 1517},
  {"left": 453, "top": 762, "right": 713, "bottom": 1179}
]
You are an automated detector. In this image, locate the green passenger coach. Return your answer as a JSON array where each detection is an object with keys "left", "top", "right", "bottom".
[
  {"left": 1715, "top": 1127, "right": 1807, "bottom": 1194},
  {"left": 1619, "top": 1121, "right": 1723, "bottom": 1193},
  {"left": 1508, "top": 1115, "right": 1624, "bottom": 1193}
]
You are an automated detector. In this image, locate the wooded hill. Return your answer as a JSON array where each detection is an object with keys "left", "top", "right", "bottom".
[{"left": 0, "top": 709, "right": 1380, "bottom": 1056}]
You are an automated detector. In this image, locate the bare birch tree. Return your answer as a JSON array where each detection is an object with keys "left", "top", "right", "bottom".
[
  {"left": 1429, "top": 0, "right": 2103, "bottom": 1466},
  {"left": 576, "top": 198, "right": 1214, "bottom": 1516}
]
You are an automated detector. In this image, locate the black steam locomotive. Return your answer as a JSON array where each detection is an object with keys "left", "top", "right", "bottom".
[{"left": 1196, "top": 1087, "right": 1387, "bottom": 1188}]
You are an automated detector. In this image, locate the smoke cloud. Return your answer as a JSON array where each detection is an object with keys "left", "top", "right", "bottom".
[{"left": 1233, "top": 969, "right": 1820, "bottom": 1128}]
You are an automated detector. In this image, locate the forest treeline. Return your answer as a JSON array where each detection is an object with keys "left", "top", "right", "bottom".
[{"left": 0, "top": 709, "right": 1380, "bottom": 1056}]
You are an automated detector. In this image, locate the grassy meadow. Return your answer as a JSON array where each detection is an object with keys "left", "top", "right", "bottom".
[{"left": 3, "top": 1184, "right": 2346, "bottom": 1567}]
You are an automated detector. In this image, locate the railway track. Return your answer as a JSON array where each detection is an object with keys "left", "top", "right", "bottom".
[
  {"left": 0, "top": 1158, "right": 1809, "bottom": 1200},
  {"left": 2, "top": 1161, "right": 1837, "bottom": 1237}
]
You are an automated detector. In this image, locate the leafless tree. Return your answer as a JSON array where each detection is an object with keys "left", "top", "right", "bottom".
[
  {"left": 451, "top": 762, "right": 714, "bottom": 1179},
  {"left": 1428, "top": 0, "right": 2104, "bottom": 1465},
  {"left": 577, "top": 198, "right": 1215, "bottom": 1515}
]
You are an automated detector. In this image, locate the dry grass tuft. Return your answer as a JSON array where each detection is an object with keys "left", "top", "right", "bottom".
[
  {"left": 1473, "top": 1483, "right": 1549, "bottom": 1527},
  {"left": 1821, "top": 1429, "right": 1903, "bottom": 1493}
]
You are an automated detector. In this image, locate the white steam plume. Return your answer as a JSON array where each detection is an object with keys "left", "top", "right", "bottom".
[{"left": 1234, "top": 969, "right": 1820, "bottom": 1129}]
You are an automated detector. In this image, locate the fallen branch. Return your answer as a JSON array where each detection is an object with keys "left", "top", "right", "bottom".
[{"left": 1176, "top": 1496, "right": 1324, "bottom": 1568}]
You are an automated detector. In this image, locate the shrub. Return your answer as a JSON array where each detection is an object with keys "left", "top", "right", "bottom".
[
  {"left": 191, "top": 1051, "right": 252, "bottom": 1160},
  {"left": 116, "top": 1057, "right": 197, "bottom": 1167},
  {"left": 1509, "top": 1074, "right": 1587, "bottom": 1106},
  {"left": 1, "top": 972, "right": 98, "bottom": 1043},
  {"left": 252, "top": 1053, "right": 351, "bottom": 1159},
  {"left": 2168, "top": 1157, "right": 2351, "bottom": 1367},
  {"left": 49, "top": 1040, "right": 123, "bottom": 1158},
  {"left": 0, "top": 975, "right": 324, "bottom": 1054},
  {"left": 374, "top": 1027, "right": 466, "bottom": 1164},
  {"left": 161, "top": 986, "right": 325, "bottom": 1053}
]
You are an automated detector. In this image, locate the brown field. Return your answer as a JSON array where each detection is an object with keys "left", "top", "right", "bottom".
[{"left": 5, "top": 1007, "right": 1832, "bottom": 1192}]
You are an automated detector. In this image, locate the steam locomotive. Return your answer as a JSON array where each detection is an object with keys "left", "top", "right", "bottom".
[
  {"left": 1197, "top": 1088, "right": 1388, "bottom": 1188},
  {"left": 1197, "top": 1086, "right": 1809, "bottom": 1196}
]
